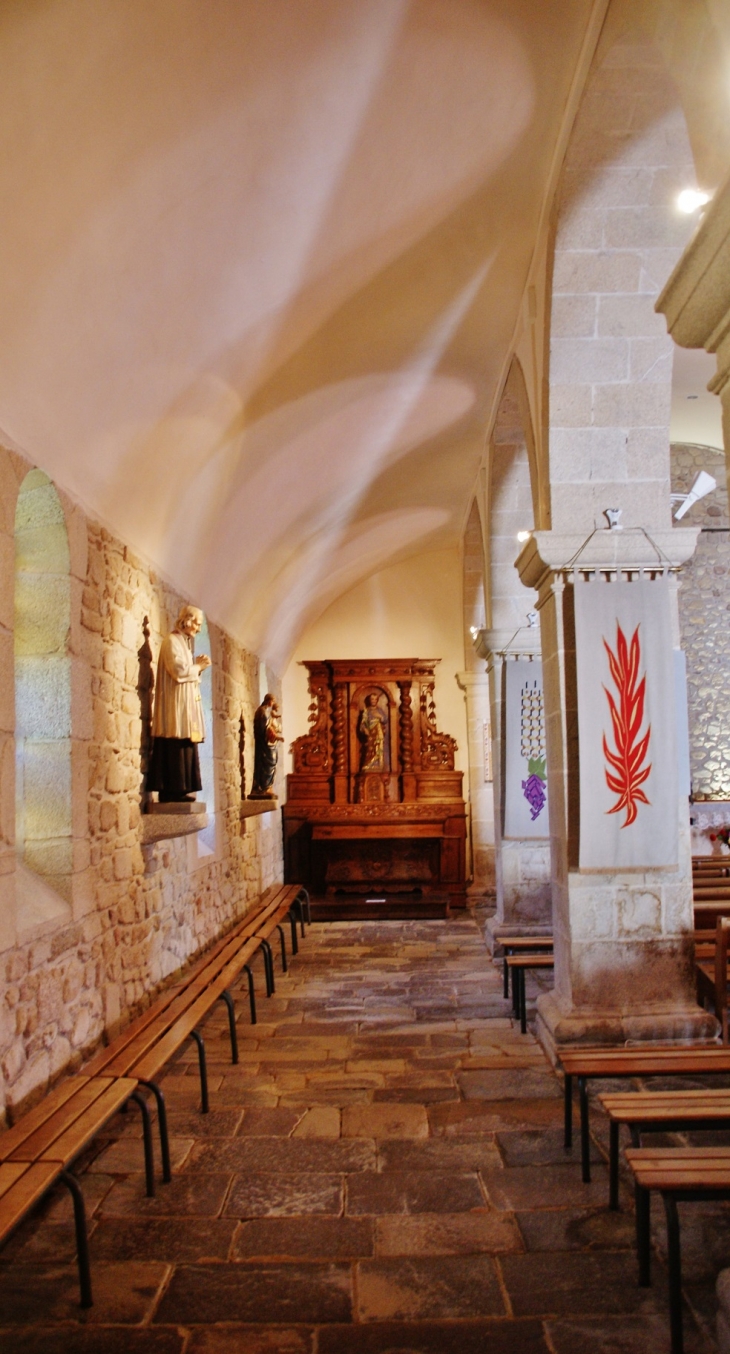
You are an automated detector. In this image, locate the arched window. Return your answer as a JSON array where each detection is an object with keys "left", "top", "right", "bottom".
[{"left": 14, "top": 470, "right": 73, "bottom": 909}]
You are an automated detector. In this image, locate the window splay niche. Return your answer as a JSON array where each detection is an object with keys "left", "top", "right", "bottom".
[{"left": 14, "top": 470, "right": 72, "bottom": 929}]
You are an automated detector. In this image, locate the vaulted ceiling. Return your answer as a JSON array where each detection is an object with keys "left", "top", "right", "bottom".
[{"left": 0, "top": 0, "right": 596, "bottom": 668}]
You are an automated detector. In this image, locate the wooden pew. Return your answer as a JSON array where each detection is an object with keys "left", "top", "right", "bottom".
[
  {"left": 498, "top": 935, "right": 553, "bottom": 1000},
  {"left": 504, "top": 953, "right": 554, "bottom": 1034},
  {"left": 558, "top": 1045, "right": 730, "bottom": 1184},
  {"left": 82, "top": 882, "right": 309, "bottom": 1182},
  {"left": 626, "top": 1145, "right": 730, "bottom": 1354},
  {"left": 695, "top": 915, "right": 730, "bottom": 1041},
  {"left": 0, "top": 1075, "right": 145, "bottom": 1306},
  {"left": 598, "top": 1087, "right": 730, "bottom": 1209}
]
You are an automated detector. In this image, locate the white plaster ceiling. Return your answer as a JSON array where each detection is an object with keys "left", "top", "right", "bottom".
[{"left": 0, "top": 0, "right": 595, "bottom": 669}]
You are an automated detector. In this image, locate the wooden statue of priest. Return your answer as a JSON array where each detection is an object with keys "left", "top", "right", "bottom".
[{"left": 148, "top": 604, "right": 211, "bottom": 803}]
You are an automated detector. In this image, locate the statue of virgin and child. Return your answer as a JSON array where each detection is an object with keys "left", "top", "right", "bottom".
[{"left": 249, "top": 693, "right": 285, "bottom": 799}]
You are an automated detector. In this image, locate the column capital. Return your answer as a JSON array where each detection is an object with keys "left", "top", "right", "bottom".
[
  {"left": 657, "top": 174, "right": 730, "bottom": 399},
  {"left": 473, "top": 626, "right": 541, "bottom": 670},
  {"left": 455, "top": 670, "right": 490, "bottom": 693},
  {"left": 515, "top": 526, "right": 699, "bottom": 598}
]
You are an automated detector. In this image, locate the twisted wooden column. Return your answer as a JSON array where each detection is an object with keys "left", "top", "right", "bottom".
[
  {"left": 332, "top": 682, "right": 348, "bottom": 800},
  {"left": 398, "top": 680, "right": 416, "bottom": 801}
]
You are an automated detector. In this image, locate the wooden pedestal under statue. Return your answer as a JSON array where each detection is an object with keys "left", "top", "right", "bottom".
[{"left": 283, "top": 659, "right": 466, "bottom": 909}]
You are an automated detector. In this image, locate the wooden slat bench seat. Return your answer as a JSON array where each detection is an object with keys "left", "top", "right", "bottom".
[
  {"left": 695, "top": 901, "right": 730, "bottom": 930},
  {"left": 598, "top": 1087, "right": 730, "bottom": 1209},
  {"left": 499, "top": 936, "right": 553, "bottom": 1000},
  {"left": 626, "top": 1146, "right": 730, "bottom": 1354},
  {"left": 81, "top": 883, "right": 309, "bottom": 1182},
  {"left": 504, "top": 953, "right": 554, "bottom": 1034},
  {"left": 0, "top": 1074, "right": 144, "bottom": 1308},
  {"left": 695, "top": 916, "right": 730, "bottom": 1040},
  {"left": 559, "top": 1045, "right": 730, "bottom": 1185}
]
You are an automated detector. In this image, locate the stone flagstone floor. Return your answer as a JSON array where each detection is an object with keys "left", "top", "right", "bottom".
[{"left": 0, "top": 908, "right": 724, "bottom": 1352}]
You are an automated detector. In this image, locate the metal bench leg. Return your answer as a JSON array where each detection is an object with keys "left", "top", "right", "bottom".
[
  {"left": 636, "top": 1182, "right": 651, "bottom": 1287},
  {"left": 243, "top": 964, "right": 257, "bottom": 1024},
  {"left": 663, "top": 1194, "right": 684, "bottom": 1354},
  {"left": 261, "top": 939, "right": 275, "bottom": 995},
  {"left": 189, "top": 1029, "right": 209, "bottom": 1113},
  {"left": 564, "top": 1073, "right": 573, "bottom": 1149},
  {"left": 609, "top": 1119, "right": 619, "bottom": 1210},
  {"left": 59, "top": 1169, "right": 92, "bottom": 1308},
  {"left": 139, "top": 1079, "right": 172, "bottom": 1183},
  {"left": 503, "top": 956, "right": 509, "bottom": 999},
  {"left": 520, "top": 969, "right": 528, "bottom": 1035},
  {"left": 276, "top": 923, "right": 288, "bottom": 973},
  {"left": 130, "top": 1090, "right": 155, "bottom": 1197},
  {"left": 289, "top": 908, "right": 299, "bottom": 956},
  {"left": 512, "top": 966, "right": 520, "bottom": 1018},
  {"left": 219, "top": 989, "right": 239, "bottom": 1064},
  {"left": 299, "top": 887, "right": 310, "bottom": 928},
  {"left": 579, "top": 1075, "right": 591, "bottom": 1183}
]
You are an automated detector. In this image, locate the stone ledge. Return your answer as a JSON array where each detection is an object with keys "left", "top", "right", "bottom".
[
  {"left": 141, "top": 812, "right": 210, "bottom": 844},
  {"left": 241, "top": 799, "right": 279, "bottom": 819}
]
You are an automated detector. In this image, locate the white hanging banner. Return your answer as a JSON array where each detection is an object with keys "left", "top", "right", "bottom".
[
  {"left": 504, "top": 659, "right": 549, "bottom": 839},
  {"left": 674, "top": 649, "right": 691, "bottom": 799},
  {"left": 574, "top": 578, "right": 677, "bottom": 870}
]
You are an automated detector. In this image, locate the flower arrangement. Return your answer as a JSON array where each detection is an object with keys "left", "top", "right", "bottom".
[{"left": 709, "top": 827, "right": 730, "bottom": 849}]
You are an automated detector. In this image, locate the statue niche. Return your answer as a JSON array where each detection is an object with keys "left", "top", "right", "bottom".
[
  {"left": 358, "top": 691, "right": 388, "bottom": 771},
  {"left": 353, "top": 686, "right": 395, "bottom": 803}
]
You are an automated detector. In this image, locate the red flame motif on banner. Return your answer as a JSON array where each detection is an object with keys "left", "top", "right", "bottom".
[{"left": 602, "top": 623, "right": 651, "bottom": 828}]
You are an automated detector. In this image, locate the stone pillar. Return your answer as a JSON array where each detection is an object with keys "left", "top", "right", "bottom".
[
  {"left": 455, "top": 671, "right": 495, "bottom": 897},
  {"left": 475, "top": 625, "right": 551, "bottom": 951},
  {"left": 517, "top": 528, "right": 716, "bottom": 1053}
]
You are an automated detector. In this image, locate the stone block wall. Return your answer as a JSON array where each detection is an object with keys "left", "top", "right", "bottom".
[
  {"left": 672, "top": 442, "right": 730, "bottom": 800},
  {"left": 549, "top": 37, "right": 697, "bottom": 535},
  {"left": 0, "top": 445, "right": 283, "bottom": 1124}
]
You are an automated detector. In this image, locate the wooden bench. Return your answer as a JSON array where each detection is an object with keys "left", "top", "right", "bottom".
[
  {"left": 598, "top": 1087, "right": 730, "bottom": 1210},
  {"left": 83, "top": 882, "right": 309, "bottom": 1182},
  {"left": 0, "top": 1074, "right": 146, "bottom": 1307},
  {"left": 626, "top": 1145, "right": 730, "bottom": 1354},
  {"left": 499, "top": 936, "right": 553, "bottom": 1000},
  {"left": 695, "top": 916, "right": 730, "bottom": 1041},
  {"left": 559, "top": 1044, "right": 730, "bottom": 1184},
  {"left": 504, "top": 953, "right": 554, "bottom": 1034}
]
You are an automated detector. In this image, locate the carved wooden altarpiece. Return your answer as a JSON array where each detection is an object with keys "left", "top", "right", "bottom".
[{"left": 283, "top": 659, "right": 466, "bottom": 906}]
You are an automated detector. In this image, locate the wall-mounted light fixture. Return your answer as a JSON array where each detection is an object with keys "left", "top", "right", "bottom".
[
  {"left": 516, "top": 530, "right": 531, "bottom": 543},
  {"left": 672, "top": 470, "right": 716, "bottom": 519},
  {"left": 677, "top": 188, "right": 711, "bottom": 214}
]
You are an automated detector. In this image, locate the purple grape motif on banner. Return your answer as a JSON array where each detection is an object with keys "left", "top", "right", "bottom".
[{"left": 522, "top": 758, "right": 546, "bottom": 821}]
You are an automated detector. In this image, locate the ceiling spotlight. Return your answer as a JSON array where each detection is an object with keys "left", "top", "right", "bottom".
[
  {"left": 672, "top": 470, "right": 716, "bottom": 519},
  {"left": 516, "top": 530, "right": 531, "bottom": 543},
  {"left": 677, "top": 188, "right": 711, "bottom": 214}
]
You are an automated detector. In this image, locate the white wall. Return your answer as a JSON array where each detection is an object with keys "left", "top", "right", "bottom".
[{"left": 282, "top": 547, "right": 468, "bottom": 778}]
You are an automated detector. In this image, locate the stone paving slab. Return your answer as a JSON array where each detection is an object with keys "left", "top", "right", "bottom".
[
  {"left": 355, "top": 1253, "right": 504, "bottom": 1320},
  {"left": 317, "top": 1322, "right": 550, "bottom": 1353},
  {"left": 153, "top": 1261, "right": 353, "bottom": 1324},
  {"left": 0, "top": 907, "right": 717, "bottom": 1351}
]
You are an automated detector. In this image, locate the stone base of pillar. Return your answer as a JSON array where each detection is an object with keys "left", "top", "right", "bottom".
[
  {"left": 536, "top": 991, "right": 719, "bottom": 1067},
  {"left": 484, "top": 915, "right": 553, "bottom": 956}
]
